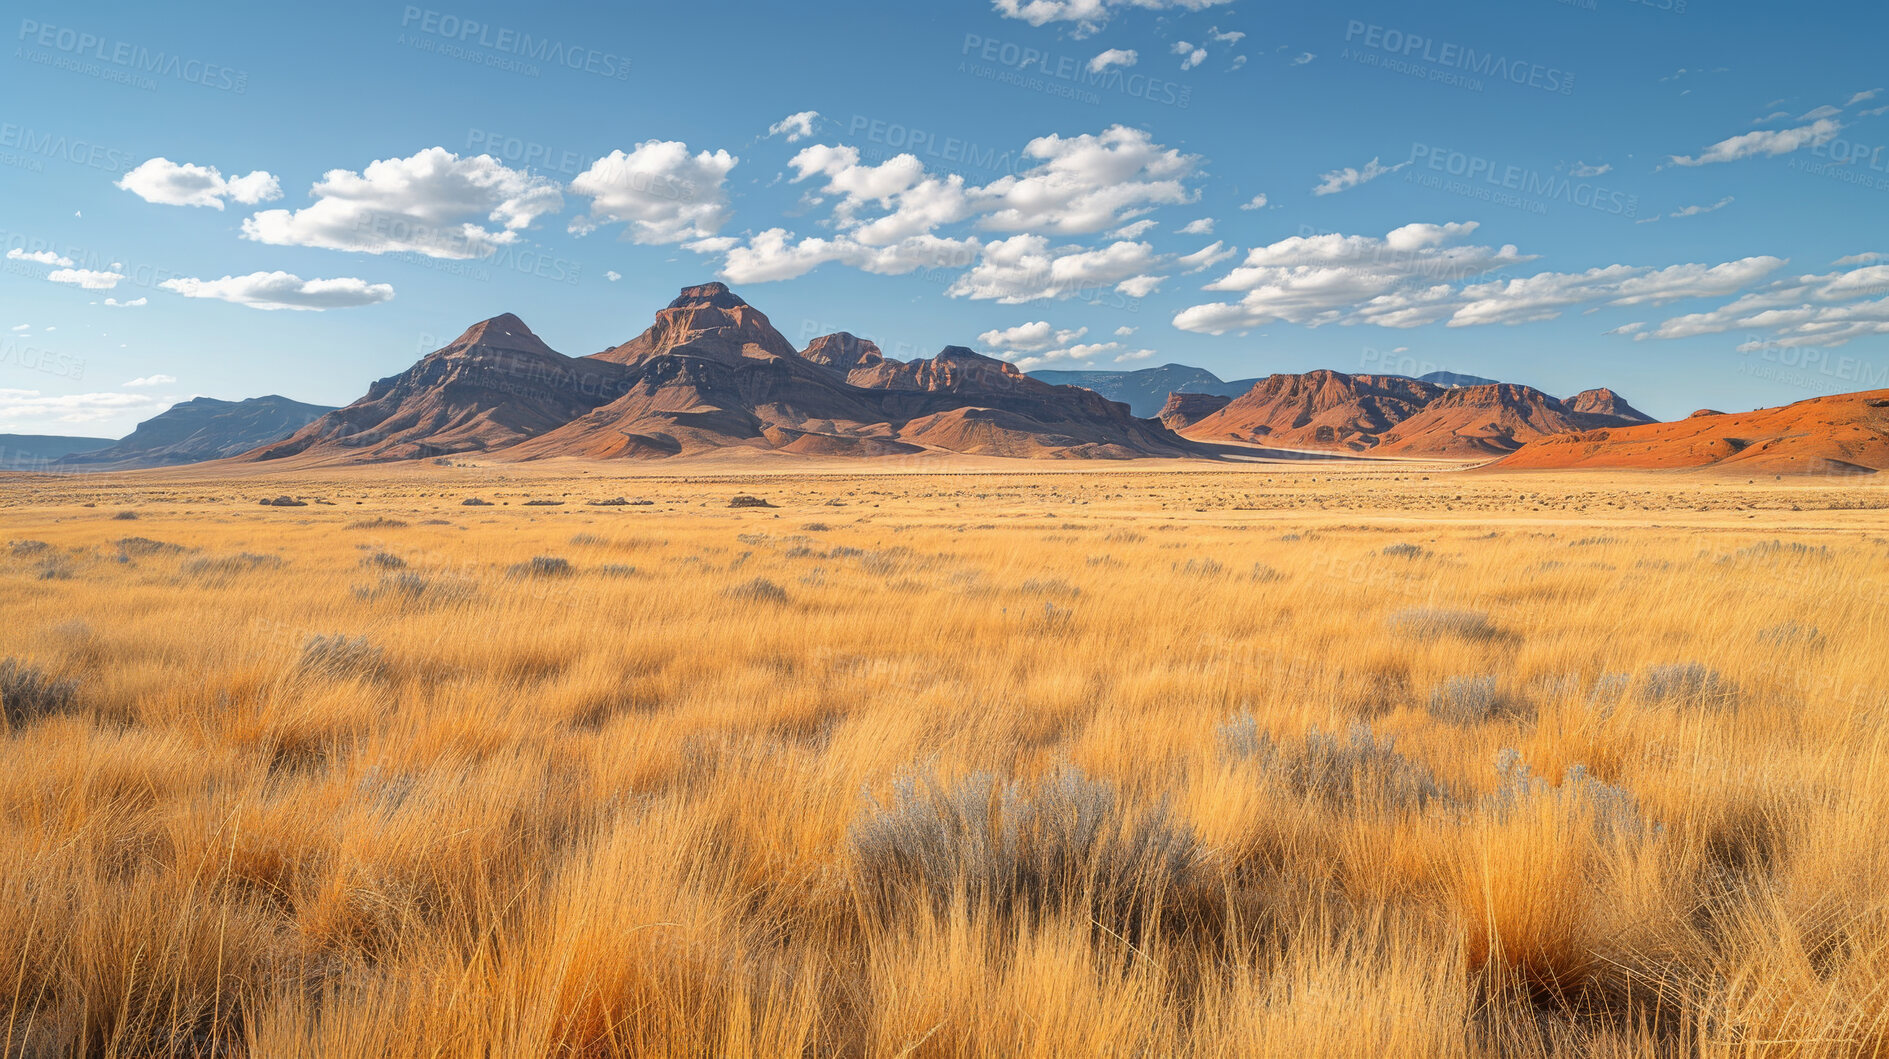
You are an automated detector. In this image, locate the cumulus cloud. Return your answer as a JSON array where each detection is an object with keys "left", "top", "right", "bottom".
[
  {"left": 1569, "top": 161, "right": 1611, "bottom": 178},
  {"left": 1173, "top": 223, "right": 1779, "bottom": 334},
  {"left": 1289, "top": 52, "right": 1316, "bottom": 65},
  {"left": 1177, "top": 217, "right": 1214, "bottom": 235},
  {"left": 159, "top": 271, "right": 395, "bottom": 311},
  {"left": 568, "top": 140, "right": 738, "bottom": 245},
  {"left": 243, "top": 148, "right": 561, "bottom": 259},
  {"left": 1172, "top": 42, "right": 1207, "bottom": 70},
  {"left": 710, "top": 125, "right": 1201, "bottom": 296},
  {"left": 104, "top": 297, "right": 147, "bottom": 307},
  {"left": 975, "top": 125, "right": 1199, "bottom": 234},
  {"left": 946, "top": 235, "right": 1158, "bottom": 303},
  {"left": 6, "top": 248, "right": 74, "bottom": 266},
  {"left": 604, "top": 270, "right": 622, "bottom": 281},
  {"left": 118, "top": 158, "right": 281, "bottom": 209},
  {"left": 767, "top": 111, "right": 819, "bottom": 142},
  {"left": 1639, "top": 260, "right": 1889, "bottom": 348},
  {"left": 48, "top": 269, "right": 124, "bottom": 290},
  {"left": 123, "top": 374, "right": 176, "bottom": 387},
  {"left": 1239, "top": 193, "right": 1268, "bottom": 210},
  {"left": 1667, "top": 118, "right": 1842, "bottom": 167},
  {"left": 991, "top": 0, "right": 1234, "bottom": 33},
  {"left": 1312, "top": 156, "right": 1408, "bottom": 196},
  {"left": 1087, "top": 48, "right": 1137, "bottom": 73},
  {"left": 720, "top": 230, "right": 980, "bottom": 284},
  {"left": 976, "top": 321, "right": 1088, "bottom": 351},
  {"left": 1833, "top": 252, "right": 1884, "bottom": 266}
]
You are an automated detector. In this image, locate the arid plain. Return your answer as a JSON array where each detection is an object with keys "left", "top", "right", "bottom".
[{"left": 3, "top": 461, "right": 1888, "bottom": 1057}]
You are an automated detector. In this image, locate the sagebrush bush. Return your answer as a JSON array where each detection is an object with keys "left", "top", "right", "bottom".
[
  {"left": 1638, "top": 662, "right": 1737, "bottom": 708},
  {"left": 507, "top": 555, "right": 573, "bottom": 578},
  {"left": 0, "top": 658, "right": 78, "bottom": 727},
  {"left": 299, "top": 635, "right": 387, "bottom": 681},
  {"left": 1388, "top": 607, "right": 1500, "bottom": 641},
  {"left": 1220, "top": 716, "right": 1445, "bottom": 810},
  {"left": 726, "top": 577, "right": 789, "bottom": 604},
  {"left": 1428, "top": 675, "right": 1506, "bottom": 725},
  {"left": 352, "top": 572, "right": 474, "bottom": 608},
  {"left": 851, "top": 767, "right": 1201, "bottom": 935}
]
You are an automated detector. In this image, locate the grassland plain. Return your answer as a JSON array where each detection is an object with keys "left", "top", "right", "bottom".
[{"left": 3, "top": 462, "right": 1889, "bottom": 1057}]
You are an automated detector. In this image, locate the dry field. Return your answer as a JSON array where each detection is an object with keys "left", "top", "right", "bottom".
[{"left": 3, "top": 462, "right": 1888, "bottom": 1057}]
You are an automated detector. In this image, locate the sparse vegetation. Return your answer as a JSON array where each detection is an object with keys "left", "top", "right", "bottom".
[
  {"left": 0, "top": 467, "right": 1881, "bottom": 1057},
  {"left": 0, "top": 657, "right": 78, "bottom": 726}
]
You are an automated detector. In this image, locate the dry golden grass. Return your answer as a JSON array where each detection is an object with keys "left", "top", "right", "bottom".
[{"left": 2, "top": 461, "right": 1887, "bottom": 1057}]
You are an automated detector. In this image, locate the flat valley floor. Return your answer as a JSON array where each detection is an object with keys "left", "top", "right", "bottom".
[{"left": 3, "top": 462, "right": 1888, "bottom": 1057}]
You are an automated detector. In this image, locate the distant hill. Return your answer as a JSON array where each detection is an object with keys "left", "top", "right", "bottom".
[
  {"left": 1179, "top": 369, "right": 1654, "bottom": 456},
  {"left": 0, "top": 433, "right": 113, "bottom": 471},
  {"left": 59, "top": 396, "right": 335, "bottom": 470},
  {"left": 1028, "top": 364, "right": 1257, "bottom": 417},
  {"left": 1495, "top": 389, "right": 1889, "bottom": 474},
  {"left": 1412, "top": 370, "right": 1501, "bottom": 389}
]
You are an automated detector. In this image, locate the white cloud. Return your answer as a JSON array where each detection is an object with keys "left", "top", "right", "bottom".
[
  {"left": 1114, "top": 325, "right": 1137, "bottom": 336},
  {"left": 975, "top": 125, "right": 1199, "bottom": 235},
  {"left": 1208, "top": 26, "right": 1244, "bottom": 44},
  {"left": 567, "top": 140, "right": 739, "bottom": 245},
  {"left": 1117, "top": 275, "right": 1164, "bottom": 297},
  {"left": 1848, "top": 89, "right": 1881, "bottom": 105},
  {"left": 976, "top": 321, "right": 1088, "bottom": 351},
  {"left": 1172, "top": 222, "right": 1778, "bottom": 334},
  {"left": 946, "top": 235, "right": 1158, "bottom": 303},
  {"left": 1569, "top": 161, "right": 1611, "bottom": 178},
  {"left": 1177, "top": 217, "right": 1214, "bottom": 235},
  {"left": 1238, "top": 193, "right": 1268, "bottom": 210},
  {"left": 1668, "top": 118, "right": 1842, "bottom": 167},
  {"left": 767, "top": 111, "right": 819, "bottom": 143},
  {"left": 123, "top": 374, "right": 176, "bottom": 387},
  {"left": 990, "top": 0, "right": 1234, "bottom": 33},
  {"left": 1751, "top": 111, "right": 1791, "bottom": 125},
  {"left": 1087, "top": 48, "right": 1137, "bottom": 73},
  {"left": 1109, "top": 219, "right": 1159, "bottom": 239},
  {"left": 8, "top": 324, "right": 27, "bottom": 332},
  {"left": 1177, "top": 240, "right": 1236, "bottom": 273},
  {"left": 1833, "top": 252, "right": 1884, "bottom": 266},
  {"left": 159, "top": 271, "right": 395, "bottom": 311},
  {"left": 719, "top": 230, "right": 980, "bottom": 284},
  {"left": 1797, "top": 105, "right": 1843, "bottom": 121},
  {"left": 243, "top": 147, "right": 561, "bottom": 259},
  {"left": 1289, "top": 52, "right": 1316, "bottom": 66},
  {"left": 1312, "top": 156, "right": 1408, "bottom": 196},
  {"left": 1640, "top": 259, "right": 1889, "bottom": 347},
  {"left": 1603, "top": 321, "right": 1646, "bottom": 335},
  {"left": 6, "top": 248, "right": 74, "bottom": 267},
  {"left": 1669, "top": 196, "right": 1734, "bottom": 218},
  {"left": 117, "top": 158, "right": 281, "bottom": 210},
  {"left": 0, "top": 388, "right": 173, "bottom": 428},
  {"left": 48, "top": 269, "right": 124, "bottom": 290},
  {"left": 104, "top": 297, "right": 147, "bottom": 307},
  {"left": 1172, "top": 42, "right": 1207, "bottom": 70},
  {"left": 604, "top": 270, "right": 622, "bottom": 282}
]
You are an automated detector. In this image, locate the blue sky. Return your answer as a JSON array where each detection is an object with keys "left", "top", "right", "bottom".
[{"left": 2, "top": 0, "right": 1886, "bottom": 435}]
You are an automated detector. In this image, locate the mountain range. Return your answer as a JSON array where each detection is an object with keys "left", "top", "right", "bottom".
[
  {"left": 1, "top": 281, "right": 1882, "bottom": 474},
  {"left": 251, "top": 283, "right": 1193, "bottom": 464}
]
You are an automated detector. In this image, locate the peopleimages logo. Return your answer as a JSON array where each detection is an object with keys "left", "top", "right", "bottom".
[
  {"left": 1406, "top": 143, "right": 1636, "bottom": 217},
  {"left": 398, "top": 8, "right": 631, "bottom": 79},
  {"left": 1342, "top": 20, "right": 1574, "bottom": 95},
  {"left": 16, "top": 19, "right": 249, "bottom": 92},
  {"left": 959, "top": 34, "right": 1193, "bottom": 108}
]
